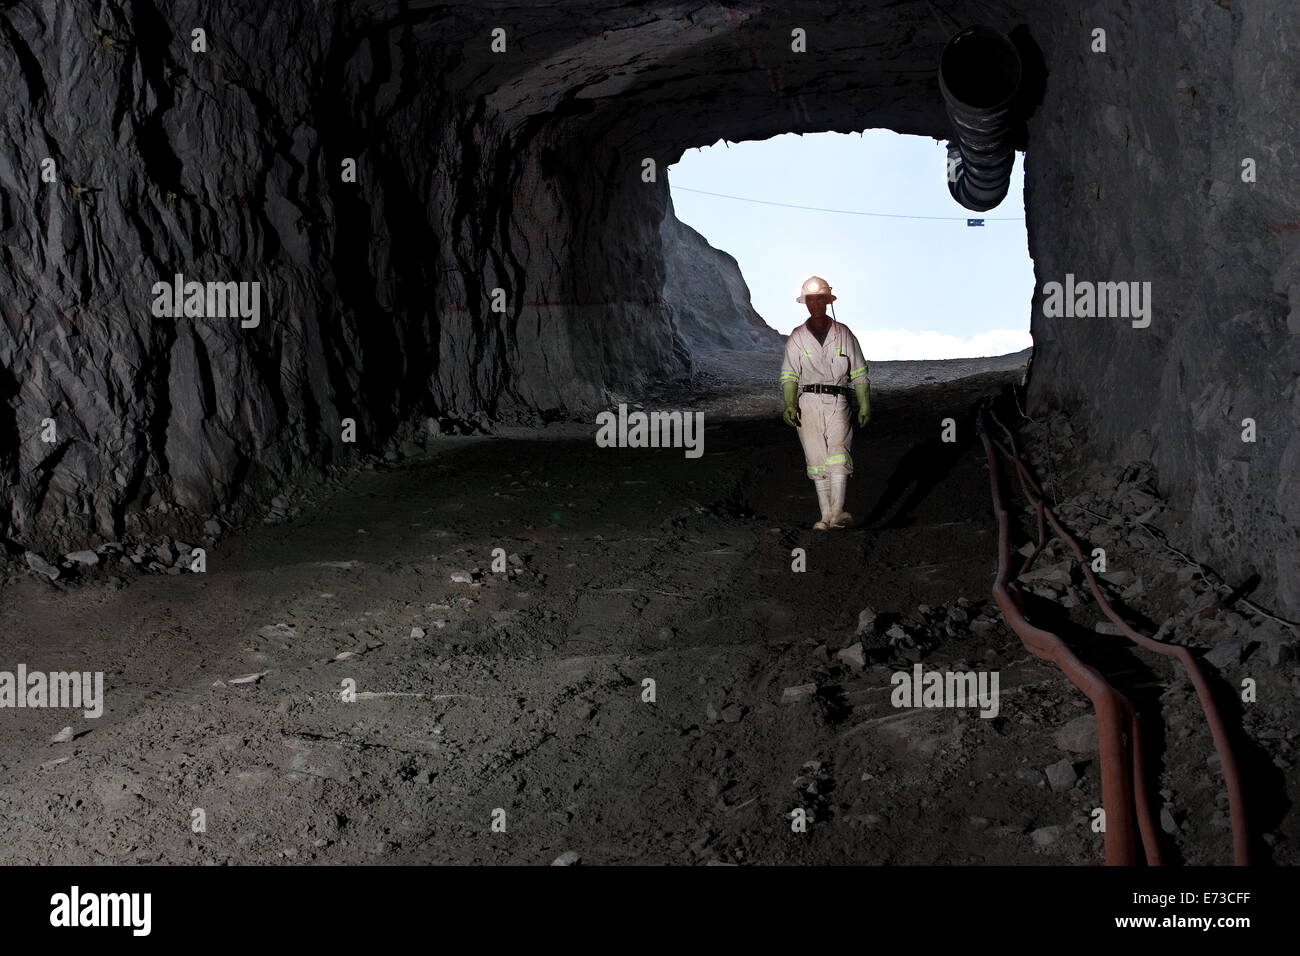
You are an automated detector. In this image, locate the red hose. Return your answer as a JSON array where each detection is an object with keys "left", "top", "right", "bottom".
[
  {"left": 987, "top": 414, "right": 1249, "bottom": 864},
  {"left": 978, "top": 407, "right": 1250, "bottom": 865}
]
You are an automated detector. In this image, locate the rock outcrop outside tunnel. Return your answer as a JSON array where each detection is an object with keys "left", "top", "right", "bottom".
[
  {"left": 660, "top": 191, "right": 784, "bottom": 354},
  {"left": 2, "top": 1, "right": 1299, "bottom": 620}
]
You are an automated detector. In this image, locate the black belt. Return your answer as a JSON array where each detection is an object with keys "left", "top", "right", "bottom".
[{"left": 801, "top": 384, "right": 854, "bottom": 397}]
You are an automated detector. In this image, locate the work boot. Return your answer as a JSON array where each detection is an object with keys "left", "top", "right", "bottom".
[
  {"left": 829, "top": 475, "right": 852, "bottom": 528},
  {"left": 812, "top": 480, "right": 832, "bottom": 530}
]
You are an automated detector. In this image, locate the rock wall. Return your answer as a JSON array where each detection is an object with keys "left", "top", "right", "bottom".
[
  {"left": 1021, "top": 0, "right": 1300, "bottom": 615},
  {"left": 661, "top": 193, "right": 783, "bottom": 352},
  {"left": 0, "top": 0, "right": 693, "bottom": 553},
  {"left": 2, "top": 0, "right": 1297, "bottom": 616}
]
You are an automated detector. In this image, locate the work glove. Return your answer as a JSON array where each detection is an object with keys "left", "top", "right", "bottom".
[
  {"left": 781, "top": 381, "right": 800, "bottom": 427},
  {"left": 855, "top": 381, "right": 871, "bottom": 428}
]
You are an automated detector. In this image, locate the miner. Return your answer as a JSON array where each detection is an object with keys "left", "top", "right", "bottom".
[{"left": 779, "top": 276, "right": 871, "bottom": 530}]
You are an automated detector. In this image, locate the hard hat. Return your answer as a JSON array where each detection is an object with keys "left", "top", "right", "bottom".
[{"left": 797, "top": 276, "right": 837, "bottom": 303}]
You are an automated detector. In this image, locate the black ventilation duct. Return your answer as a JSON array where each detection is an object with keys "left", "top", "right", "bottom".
[{"left": 940, "top": 25, "right": 1023, "bottom": 212}]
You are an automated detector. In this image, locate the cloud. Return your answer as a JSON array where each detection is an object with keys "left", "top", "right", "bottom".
[{"left": 847, "top": 327, "right": 1033, "bottom": 361}]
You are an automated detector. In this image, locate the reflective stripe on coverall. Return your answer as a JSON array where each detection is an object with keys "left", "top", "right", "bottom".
[{"left": 779, "top": 319, "right": 869, "bottom": 481}]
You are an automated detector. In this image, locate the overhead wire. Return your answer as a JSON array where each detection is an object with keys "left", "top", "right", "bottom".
[{"left": 671, "top": 185, "right": 1024, "bottom": 221}]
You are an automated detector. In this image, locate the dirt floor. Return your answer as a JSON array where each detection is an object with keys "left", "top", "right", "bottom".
[{"left": 0, "top": 347, "right": 1295, "bottom": 865}]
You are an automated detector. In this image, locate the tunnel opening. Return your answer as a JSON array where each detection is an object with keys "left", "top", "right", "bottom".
[
  {"left": 0, "top": 0, "right": 1297, "bottom": 880},
  {"left": 663, "top": 129, "right": 1034, "bottom": 362}
]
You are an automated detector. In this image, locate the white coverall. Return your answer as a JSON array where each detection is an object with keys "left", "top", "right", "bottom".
[{"left": 779, "top": 319, "right": 869, "bottom": 482}]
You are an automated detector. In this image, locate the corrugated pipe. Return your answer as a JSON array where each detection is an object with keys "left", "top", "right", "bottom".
[{"left": 940, "top": 25, "right": 1022, "bottom": 212}]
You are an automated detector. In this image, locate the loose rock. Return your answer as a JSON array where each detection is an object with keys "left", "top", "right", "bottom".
[
  {"left": 1203, "top": 640, "right": 1242, "bottom": 669},
  {"left": 781, "top": 683, "right": 817, "bottom": 704},
  {"left": 856, "top": 607, "right": 878, "bottom": 635},
  {"left": 1045, "top": 757, "right": 1077, "bottom": 792},
  {"left": 835, "top": 642, "right": 867, "bottom": 672},
  {"left": 1054, "top": 714, "right": 1098, "bottom": 754},
  {"left": 1030, "top": 825, "right": 1063, "bottom": 847},
  {"left": 25, "top": 553, "right": 59, "bottom": 581}
]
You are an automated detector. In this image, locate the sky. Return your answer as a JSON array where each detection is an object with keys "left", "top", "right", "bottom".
[{"left": 666, "top": 129, "right": 1035, "bottom": 360}]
